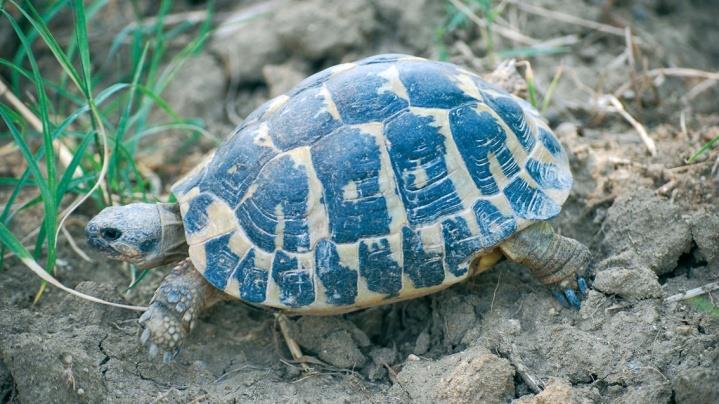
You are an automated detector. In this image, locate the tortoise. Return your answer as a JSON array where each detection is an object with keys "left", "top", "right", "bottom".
[{"left": 86, "top": 54, "right": 591, "bottom": 362}]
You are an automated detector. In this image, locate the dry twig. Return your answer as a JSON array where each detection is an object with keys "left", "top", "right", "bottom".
[
  {"left": 614, "top": 67, "right": 719, "bottom": 96},
  {"left": 498, "top": 344, "right": 543, "bottom": 393},
  {"left": 665, "top": 282, "right": 719, "bottom": 303},
  {"left": 647, "top": 67, "right": 719, "bottom": 81},
  {"left": 655, "top": 179, "right": 677, "bottom": 196},
  {"left": 597, "top": 94, "right": 656, "bottom": 156},
  {"left": 682, "top": 79, "right": 718, "bottom": 103},
  {"left": 507, "top": 0, "right": 628, "bottom": 38},
  {"left": 275, "top": 313, "right": 310, "bottom": 372},
  {"left": 60, "top": 225, "right": 93, "bottom": 263}
]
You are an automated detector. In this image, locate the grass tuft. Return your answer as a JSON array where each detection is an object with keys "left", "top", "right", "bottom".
[{"left": 0, "top": 0, "right": 212, "bottom": 304}]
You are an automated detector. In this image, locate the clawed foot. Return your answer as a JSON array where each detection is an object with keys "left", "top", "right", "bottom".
[
  {"left": 552, "top": 275, "right": 590, "bottom": 310},
  {"left": 138, "top": 284, "right": 199, "bottom": 363}
]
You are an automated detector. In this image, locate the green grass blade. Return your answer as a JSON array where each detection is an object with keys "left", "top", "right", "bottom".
[
  {"left": 1, "top": 168, "right": 34, "bottom": 225},
  {"left": 56, "top": 0, "right": 109, "bottom": 99},
  {"left": 125, "top": 268, "right": 150, "bottom": 291},
  {"left": 10, "top": 1, "right": 82, "bottom": 90},
  {"left": 106, "top": 25, "right": 135, "bottom": 66},
  {"left": 0, "top": 221, "right": 33, "bottom": 260},
  {"left": 0, "top": 178, "right": 28, "bottom": 186},
  {"left": 541, "top": 66, "right": 564, "bottom": 115},
  {"left": 0, "top": 58, "right": 33, "bottom": 81},
  {"left": 109, "top": 44, "right": 149, "bottom": 187},
  {"left": 2, "top": 195, "right": 42, "bottom": 225},
  {"left": 73, "top": 0, "right": 93, "bottom": 95},
  {"left": 0, "top": 123, "right": 49, "bottom": 204},
  {"left": 497, "top": 46, "right": 570, "bottom": 59},
  {"left": 9, "top": 0, "right": 69, "bottom": 91},
  {"left": 687, "top": 135, "right": 719, "bottom": 163},
  {"left": 55, "top": 131, "right": 94, "bottom": 199},
  {"left": 0, "top": 107, "right": 55, "bottom": 231},
  {"left": 133, "top": 84, "right": 184, "bottom": 122},
  {"left": 2, "top": 8, "right": 58, "bottom": 275},
  {"left": 2, "top": 9, "right": 55, "bottom": 182}
]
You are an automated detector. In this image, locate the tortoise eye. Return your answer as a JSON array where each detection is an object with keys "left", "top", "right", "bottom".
[{"left": 101, "top": 227, "right": 122, "bottom": 241}]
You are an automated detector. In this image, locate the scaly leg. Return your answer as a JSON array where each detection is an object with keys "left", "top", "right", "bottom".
[
  {"left": 500, "top": 222, "right": 592, "bottom": 309},
  {"left": 139, "top": 259, "right": 225, "bottom": 362}
]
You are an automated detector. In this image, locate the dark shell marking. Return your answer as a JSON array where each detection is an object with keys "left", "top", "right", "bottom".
[{"left": 172, "top": 54, "right": 572, "bottom": 312}]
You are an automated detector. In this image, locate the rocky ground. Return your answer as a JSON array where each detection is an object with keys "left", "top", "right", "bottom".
[{"left": 1, "top": 0, "right": 718, "bottom": 403}]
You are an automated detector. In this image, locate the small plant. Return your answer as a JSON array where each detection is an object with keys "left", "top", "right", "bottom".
[
  {"left": 689, "top": 295, "right": 719, "bottom": 318},
  {"left": 436, "top": 0, "right": 498, "bottom": 62},
  {"left": 0, "top": 0, "right": 212, "bottom": 301},
  {"left": 435, "top": 1, "right": 473, "bottom": 61},
  {"left": 436, "top": 1, "right": 570, "bottom": 65},
  {"left": 687, "top": 135, "right": 719, "bottom": 164},
  {"left": 475, "top": 0, "right": 497, "bottom": 64},
  {"left": 514, "top": 61, "right": 563, "bottom": 111}
]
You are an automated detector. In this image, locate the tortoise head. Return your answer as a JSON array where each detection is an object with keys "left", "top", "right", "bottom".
[{"left": 85, "top": 203, "right": 188, "bottom": 269}]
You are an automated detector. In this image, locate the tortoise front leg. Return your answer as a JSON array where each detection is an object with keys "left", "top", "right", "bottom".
[
  {"left": 499, "top": 222, "right": 592, "bottom": 309},
  {"left": 139, "top": 259, "right": 225, "bottom": 362}
]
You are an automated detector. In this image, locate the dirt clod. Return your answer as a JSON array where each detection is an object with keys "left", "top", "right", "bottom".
[
  {"left": 372, "top": 0, "right": 443, "bottom": 52},
  {"left": 211, "top": 14, "right": 283, "bottom": 84},
  {"left": 162, "top": 53, "right": 226, "bottom": 123},
  {"left": 673, "top": 368, "right": 719, "bottom": 404},
  {"left": 689, "top": 209, "right": 719, "bottom": 265},
  {"left": 274, "top": 0, "right": 378, "bottom": 61},
  {"left": 514, "top": 378, "right": 574, "bottom": 404},
  {"left": 599, "top": 191, "right": 693, "bottom": 275},
  {"left": 393, "top": 346, "right": 515, "bottom": 404},
  {"left": 290, "top": 317, "right": 370, "bottom": 368},
  {"left": 593, "top": 263, "right": 664, "bottom": 300}
]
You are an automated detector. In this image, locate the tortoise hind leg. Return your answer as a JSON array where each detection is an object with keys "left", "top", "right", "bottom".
[
  {"left": 139, "top": 259, "right": 226, "bottom": 362},
  {"left": 499, "top": 222, "right": 592, "bottom": 309}
]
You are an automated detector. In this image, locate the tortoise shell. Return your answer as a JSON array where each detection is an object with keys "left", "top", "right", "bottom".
[{"left": 171, "top": 54, "right": 572, "bottom": 313}]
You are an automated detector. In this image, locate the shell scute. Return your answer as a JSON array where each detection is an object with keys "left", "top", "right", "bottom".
[
  {"left": 235, "top": 154, "right": 311, "bottom": 253},
  {"left": 401, "top": 226, "right": 445, "bottom": 288},
  {"left": 503, "top": 177, "right": 561, "bottom": 220},
  {"left": 315, "top": 239, "right": 358, "bottom": 306},
  {"left": 440, "top": 213, "right": 482, "bottom": 277},
  {"left": 483, "top": 94, "right": 537, "bottom": 153},
  {"left": 183, "top": 193, "right": 215, "bottom": 234},
  {"left": 384, "top": 110, "right": 464, "bottom": 225},
  {"left": 326, "top": 63, "right": 409, "bottom": 124},
  {"left": 272, "top": 250, "right": 315, "bottom": 308},
  {"left": 526, "top": 158, "right": 572, "bottom": 190},
  {"left": 235, "top": 249, "right": 268, "bottom": 303},
  {"left": 310, "top": 126, "right": 391, "bottom": 243},
  {"left": 199, "top": 123, "right": 278, "bottom": 207},
  {"left": 268, "top": 85, "right": 341, "bottom": 150},
  {"left": 396, "top": 61, "right": 476, "bottom": 109},
  {"left": 203, "top": 233, "right": 240, "bottom": 290},
  {"left": 358, "top": 236, "right": 402, "bottom": 296},
  {"left": 472, "top": 200, "right": 517, "bottom": 245},
  {"left": 448, "top": 103, "right": 522, "bottom": 196}
]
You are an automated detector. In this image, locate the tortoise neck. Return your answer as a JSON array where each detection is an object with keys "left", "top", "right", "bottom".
[{"left": 158, "top": 203, "right": 188, "bottom": 265}]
